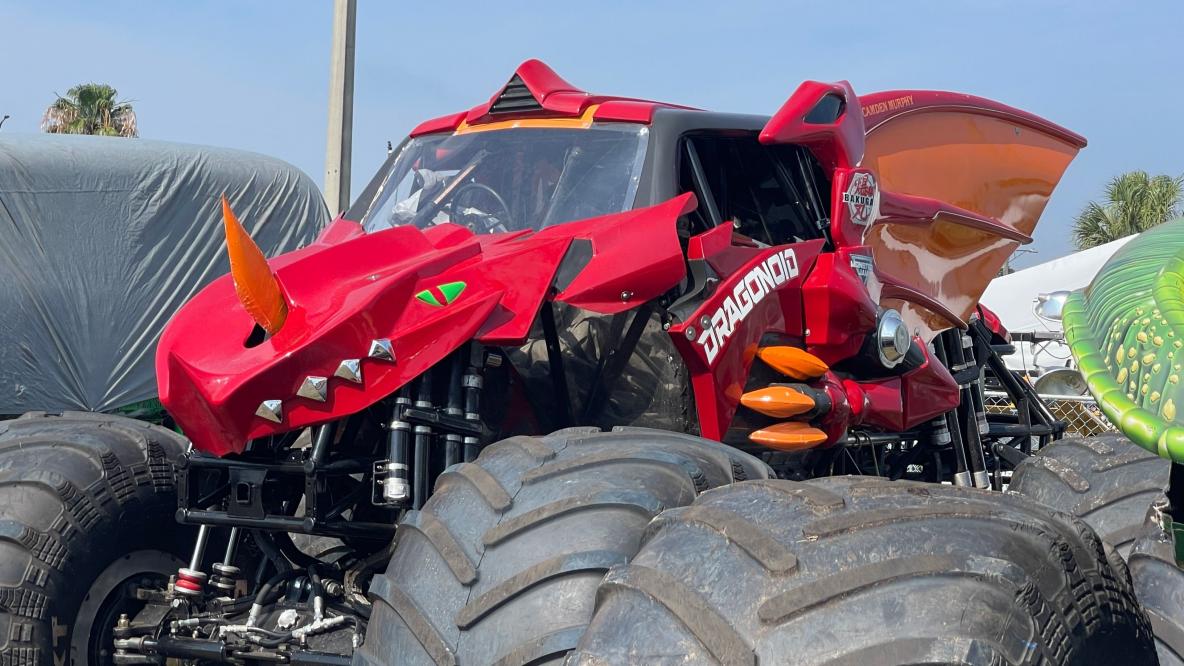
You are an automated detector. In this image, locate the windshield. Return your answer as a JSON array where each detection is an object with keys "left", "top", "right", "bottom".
[{"left": 356, "top": 124, "right": 648, "bottom": 234}]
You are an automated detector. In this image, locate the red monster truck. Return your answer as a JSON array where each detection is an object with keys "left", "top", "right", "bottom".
[{"left": 2, "top": 61, "right": 1157, "bottom": 665}]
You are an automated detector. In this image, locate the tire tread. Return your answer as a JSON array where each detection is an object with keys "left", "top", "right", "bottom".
[
  {"left": 0, "top": 412, "right": 188, "bottom": 665},
  {"left": 572, "top": 476, "right": 1156, "bottom": 666},
  {"left": 359, "top": 428, "right": 768, "bottom": 665},
  {"left": 1010, "top": 435, "right": 1170, "bottom": 558}
]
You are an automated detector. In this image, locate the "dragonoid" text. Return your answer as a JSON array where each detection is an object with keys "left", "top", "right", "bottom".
[{"left": 697, "top": 248, "right": 799, "bottom": 364}]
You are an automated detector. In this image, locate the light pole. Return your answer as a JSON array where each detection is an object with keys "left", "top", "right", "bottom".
[
  {"left": 323, "top": 0, "right": 356, "bottom": 216},
  {"left": 0, "top": 115, "right": 9, "bottom": 131}
]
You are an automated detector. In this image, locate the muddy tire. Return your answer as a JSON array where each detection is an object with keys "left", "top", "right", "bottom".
[
  {"left": 1009, "top": 434, "right": 1170, "bottom": 557},
  {"left": 0, "top": 412, "right": 192, "bottom": 666},
  {"left": 354, "top": 427, "right": 768, "bottom": 666},
  {"left": 1129, "top": 518, "right": 1184, "bottom": 665},
  {"left": 570, "top": 477, "right": 1156, "bottom": 666}
]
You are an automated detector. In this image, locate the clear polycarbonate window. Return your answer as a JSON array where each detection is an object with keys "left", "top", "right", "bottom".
[{"left": 358, "top": 124, "right": 648, "bottom": 235}]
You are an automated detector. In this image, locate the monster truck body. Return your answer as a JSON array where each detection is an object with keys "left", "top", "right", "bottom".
[
  {"left": 162, "top": 61, "right": 1085, "bottom": 458},
  {"left": 79, "top": 61, "right": 1151, "bottom": 666}
]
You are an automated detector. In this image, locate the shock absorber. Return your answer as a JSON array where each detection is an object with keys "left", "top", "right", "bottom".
[
  {"left": 933, "top": 335, "right": 973, "bottom": 488},
  {"left": 923, "top": 415, "right": 953, "bottom": 481},
  {"left": 946, "top": 330, "right": 989, "bottom": 488},
  {"left": 463, "top": 349, "right": 484, "bottom": 463},
  {"left": 173, "top": 438, "right": 211, "bottom": 597},
  {"left": 413, "top": 373, "right": 434, "bottom": 509},
  {"left": 376, "top": 388, "right": 412, "bottom": 506},
  {"left": 964, "top": 332, "right": 989, "bottom": 437},
  {"left": 175, "top": 524, "right": 210, "bottom": 597},
  {"left": 961, "top": 340, "right": 990, "bottom": 489},
  {"left": 209, "top": 527, "right": 243, "bottom": 596},
  {"left": 444, "top": 353, "right": 465, "bottom": 469}
]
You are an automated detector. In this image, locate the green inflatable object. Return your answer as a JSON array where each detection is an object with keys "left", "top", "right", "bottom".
[{"left": 1064, "top": 218, "right": 1184, "bottom": 462}]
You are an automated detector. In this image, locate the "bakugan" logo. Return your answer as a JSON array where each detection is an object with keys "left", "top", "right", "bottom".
[
  {"left": 697, "top": 249, "right": 800, "bottom": 365},
  {"left": 842, "top": 172, "right": 878, "bottom": 225}
]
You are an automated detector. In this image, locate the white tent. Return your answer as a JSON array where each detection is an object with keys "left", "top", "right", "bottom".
[{"left": 980, "top": 235, "right": 1137, "bottom": 371}]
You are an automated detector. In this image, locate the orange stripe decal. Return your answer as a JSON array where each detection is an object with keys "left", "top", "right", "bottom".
[{"left": 454, "top": 104, "right": 601, "bottom": 135}]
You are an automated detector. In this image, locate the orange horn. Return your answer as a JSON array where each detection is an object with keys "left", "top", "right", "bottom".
[{"left": 222, "top": 196, "right": 288, "bottom": 335}]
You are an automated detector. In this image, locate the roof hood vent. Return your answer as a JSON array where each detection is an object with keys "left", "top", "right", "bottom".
[{"left": 489, "top": 75, "right": 542, "bottom": 115}]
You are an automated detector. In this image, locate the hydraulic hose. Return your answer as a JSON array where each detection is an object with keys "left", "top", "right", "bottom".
[
  {"left": 251, "top": 529, "right": 292, "bottom": 574},
  {"left": 245, "top": 568, "right": 304, "bottom": 626}
]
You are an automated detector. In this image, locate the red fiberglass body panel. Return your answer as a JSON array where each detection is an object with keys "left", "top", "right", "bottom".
[
  {"left": 157, "top": 196, "right": 692, "bottom": 456},
  {"left": 667, "top": 232, "right": 956, "bottom": 441},
  {"left": 668, "top": 217, "right": 963, "bottom": 440},
  {"left": 760, "top": 80, "right": 865, "bottom": 171},
  {"left": 668, "top": 238, "right": 825, "bottom": 441}
]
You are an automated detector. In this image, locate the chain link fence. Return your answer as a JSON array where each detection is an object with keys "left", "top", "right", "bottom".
[{"left": 984, "top": 391, "right": 1116, "bottom": 438}]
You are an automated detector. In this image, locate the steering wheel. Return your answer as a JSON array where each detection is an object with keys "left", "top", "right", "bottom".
[{"left": 450, "top": 182, "right": 513, "bottom": 232}]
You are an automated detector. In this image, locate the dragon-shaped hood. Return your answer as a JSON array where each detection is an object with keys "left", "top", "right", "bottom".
[{"left": 157, "top": 194, "right": 694, "bottom": 455}]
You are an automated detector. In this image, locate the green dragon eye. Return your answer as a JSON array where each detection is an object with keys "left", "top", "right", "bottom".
[
  {"left": 415, "top": 290, "right": 443, "bottom": 306},
  {"left": 438, "top": 281, "right": 466, "bottom": 304},
  {"left": 415, "top": 281, "right": 467, "bottom": 307}
]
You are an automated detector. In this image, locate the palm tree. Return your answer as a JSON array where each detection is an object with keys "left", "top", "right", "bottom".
[
  {"left": 41, "top": 83, "right": 138, "bottom": 137},
  {"left": 1073, "top": 171, "right": 1184, "bottom": 249}
]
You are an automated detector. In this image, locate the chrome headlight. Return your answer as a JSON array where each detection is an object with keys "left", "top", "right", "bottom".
[{"left": 877, "top": 309, "right": 911, "bottom": 368}]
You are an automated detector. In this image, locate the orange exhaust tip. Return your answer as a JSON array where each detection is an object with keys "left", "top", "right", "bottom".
[
  {"left": 222, "top": 195, "right": 288, "bottom": 335},
  {"left": 757, "top": 346, "right": 828, "bottom": 380},
  {"left": 740, "top": 386, "right": 815, "bottom": 418},
  {"left": 749, "top": 422, "right": 829, "bottom": 451}
]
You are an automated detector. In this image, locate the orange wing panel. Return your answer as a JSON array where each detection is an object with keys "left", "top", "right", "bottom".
[{"left": 862, "top": 108, "right": 1081, "bottom": 339}]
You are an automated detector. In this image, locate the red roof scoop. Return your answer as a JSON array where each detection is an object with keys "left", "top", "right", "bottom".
[
  {"left": 469, "top": 59, "right": 591, "bottom": 122},
  {"left": 412, "top": 59, "right": 697, "bottom": 136},
  {"left": 505, "top": 60, "right": 582, "bottom": 104}
]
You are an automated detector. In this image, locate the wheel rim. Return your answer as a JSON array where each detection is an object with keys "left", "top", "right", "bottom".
[{"left": 71, "top": 549, "right": 184, "bottom": 666}]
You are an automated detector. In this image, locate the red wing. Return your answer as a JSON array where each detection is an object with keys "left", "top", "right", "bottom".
[{"left": 859, "top": 91, "right": 1085, "bottom": 339}]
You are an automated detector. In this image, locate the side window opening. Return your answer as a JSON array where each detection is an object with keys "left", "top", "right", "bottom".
[
  {"left": 677, "top": 139, "right": 720, "bottom": 236},
  {"left": 771, "top": 144, "right": 832, "bottom": 240},
  {"left": 678, "top": 133, "right": 831, "bottom": 246}
]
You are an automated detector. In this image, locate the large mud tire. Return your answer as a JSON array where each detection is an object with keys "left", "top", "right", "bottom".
[
  {"left": 0, "top": 412, "right": 192, "bottom": 666},
  {"left": 1129, "top": 519, "right": 1184, "bottom": 665},
  {"left": 1009, "top": 434, "right": 1170, "bottom": 557},
  {"left": 570, "top": 477, "right": 1156, "bottom": 665},
  {"left": 354, "top": 427, "right": 768, "bottom": 666}
]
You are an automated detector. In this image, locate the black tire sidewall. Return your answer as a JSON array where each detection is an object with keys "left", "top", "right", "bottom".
[
  {"left": 0, "top": 413, "right": 193, "bottom": 665},
  {"left": 69, "top": 548, "right": 185, "bottom": 665}
]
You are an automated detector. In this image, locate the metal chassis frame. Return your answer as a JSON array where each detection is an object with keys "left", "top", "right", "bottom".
[{"left": 176, "top": 424, "right": 396, "bottom": 541}]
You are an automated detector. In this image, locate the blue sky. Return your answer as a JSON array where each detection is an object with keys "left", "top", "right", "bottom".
[{"left": 2, "top": 1, "right": 1181, "bottom": 267}]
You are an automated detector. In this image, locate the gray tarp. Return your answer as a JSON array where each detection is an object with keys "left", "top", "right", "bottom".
[{"left": 0, "top": 134, "right": 329, "bottom": 414}]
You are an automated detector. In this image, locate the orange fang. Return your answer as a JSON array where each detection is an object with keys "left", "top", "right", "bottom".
[
  {"left": 740, "top": 386, "right": 815, "bottom": 418},
  {"left": 749, "top": 422, "right": 828, "bottom": 451},
  {"left": 757, "top": 346, "right": 828, "bottom": 380}
]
